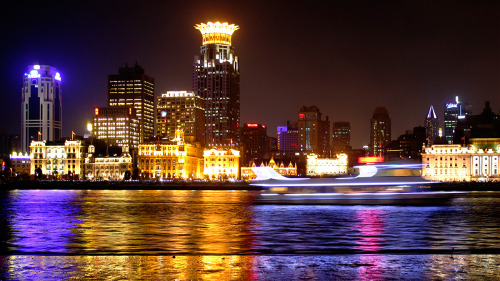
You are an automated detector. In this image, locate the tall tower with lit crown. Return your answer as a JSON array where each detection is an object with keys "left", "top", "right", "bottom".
[
  {"left": 193, "top": 22, "right": 240, "bottom": 147},
  {"left": 424, "top": 105, "right": 439, "bottom": 144},
  {"left": 21, "top": 65, "right": 62, "bottom": 152}
]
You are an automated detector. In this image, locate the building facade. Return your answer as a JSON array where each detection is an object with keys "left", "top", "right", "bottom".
[
  {"left": 30, "top": 140, "right": 84, "bottom": 179},
  {"left": 298, "top": 106, "right": 330, "bottom": 158},
  {"left": 193, "top": 22, "right": 240, "bottom": 147},
  {"left": 370, "top": 107, "right": 391, "bottom": 157},
  {"left": 277, "top": 121, "right": 299, "bottom": 153},
  {"left": 444, "top": 96, "right": 472, "bottom": 144},
  {"left": 422, "top": 138, "right": 500, "bottom": 182},
  {"left": 203, "top": 148, "right": 240, "bottom": 180},
  {"left": 332, "top": 122, "right": 351, "bottom": 154},
  {"left": 91, "top": 106, "right": 140, "bottom": 149},
  {"left": 241, "top": 123, "right": 269, "bottom": 165},
  {"left": 21, "top": 65, "right": 62, "bottom": 152},
  {"left": 84, "top": 145, "right": 133, "bottom": 180},
  {"left": 306, "top": 153, "right": 348, "bottom": 176},
  {"left": 241, "top": 158, "right": 297, "bottom": 180},
  {"left": 108, "top": 63, "right": 155, "bottom": 143},
  {"left": 137, "top": 130, "right": 203, "bottom": 180},
  {"left": 10, "top": 152, "right": 31, "bottom": 175},
  {"left": 156, "top": 91, "right": 205, "bottom": 144}
]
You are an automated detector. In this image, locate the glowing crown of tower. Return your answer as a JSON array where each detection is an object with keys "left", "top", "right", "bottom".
[{"left": 195, "top": 22, "right": 239, "bottom": 45}]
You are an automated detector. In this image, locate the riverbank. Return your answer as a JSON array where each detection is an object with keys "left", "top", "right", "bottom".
[{"left": 0, "top": 180, "right": 260, "bottom": 190}]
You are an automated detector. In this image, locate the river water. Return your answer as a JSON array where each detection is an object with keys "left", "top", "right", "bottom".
[{"left": 0, "top": 189, "right": 499, "bottom": 280}]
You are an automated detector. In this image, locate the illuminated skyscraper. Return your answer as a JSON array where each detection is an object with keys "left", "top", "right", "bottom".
[
  {"left": 156, "top": 91, "right": 205, "bottom": 145},
  {"left": 444, "top": 96, "right": 471, "bottom": 143},
  {"left": 298, "top": 106, "right": 330, "bottom": 157},
  {"left": 194, "top": 22, "right": 240, "bottom": 147},
  {"left": 108, "top": 63, "right": 154, "bottom": 143},
  {"left": 332, "top": 122, "right": 351, "bottom": 154},
  {"left": 424, "top": 105, "right": 439, "bottom": 145},
  {"left": 277, "top": 121, "right": 299, "bottom": 153},
  {"left": 21, "top": 65, "right": 62, "bottom": 152},
  {"left": 370, "top": 107, "right": 391, "bottom": 157}
]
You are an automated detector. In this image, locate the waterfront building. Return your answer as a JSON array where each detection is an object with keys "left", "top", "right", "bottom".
[
  {"left": 444, "top": 96, "right": 472, "bottom": 144},
  {"left": 306, "top": 153, "right": 348, "bottom": 176},
  {"left": 84, "top": 145, "right": 133, "bottom": 180},
  {"left": 241, "top": 158, "right": 297, "bottom": 180},
  {"left": 241, "top": 123, "right": 269, "bottom": 165},
  {"left": 332, "top": 122, "right": 351, "bottom": 154},
  {"left": 298, "top": 106, "right": 330, "bottom": 158},
  {"left": 108, "top": 63, "right": 155, "bottom": 142},
  {"left": 422, "top": 138, "right": 500, "bottom": 182},
  {"left": 203, "top": 148, "right": 240, "bottom": 180},
  {"left": 10, "top": 152, "right": 31, "bottom": 175},
  {"left": 194, "top": 22, "right": 240, "bottom": 147},
  {"left": 156, "top": 91, "right": 205, "bottom": 144},
  {"left": 369, "top": 107, "right": 391, "bottom": 157},
  {"left": 425, "top": 105, "right": 439, "bottom": 145},
  {"left": 137, "top": 129, "right": 203, "bottom": 180},
  {"left": 91, "top": 106, "right": 140, "bottom": 149},
  {"left": 30, "top": 140, "right": 84, "bottom": 179},
  {"left": 21, "top": 65, "right": 62, "bottom": 152}
]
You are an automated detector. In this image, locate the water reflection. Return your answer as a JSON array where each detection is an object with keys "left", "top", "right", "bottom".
[{"left": 1, "top": 255, "right": 499, "bottom": 280}]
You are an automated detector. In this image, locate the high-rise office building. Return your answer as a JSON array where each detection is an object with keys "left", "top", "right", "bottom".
[
  {"left": 277, "top": 122, "right": 299, "bottom": 152},
  {"left": 332, "top": 122, "right": 351, "bottom": 154},
  {"left": 370, "top": 107, "right": 391, "bottom": 157},
  {"left": 241, "top": 123, "right": 269, "bottom": 165},
  {"left": 91, "top": 106, "right": 140, "bottom": 149},
  {"left": 108, "top": 63, "right": 154, "bottom": 143},
  {"left": 193, "top": 22, "right": 240, "bottom": 147},
  {"left": 156, "top": 91, "right": 205, "bottom": 144},
  {"left": 298, "top": 106, "right": 330, "bottom": 157},
  {"left": 444, "top": 96, "right": 471, "bottom": 143},
  {"left": 424, "top": 105, "right": 439, "bottom": 145},
  {"left": 21, "top": 65, "right": 62, "bottom": 152}
]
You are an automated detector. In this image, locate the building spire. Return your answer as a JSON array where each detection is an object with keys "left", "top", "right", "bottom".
[{"left": 427, "top": 105, "right": 437, "bottom": 119}]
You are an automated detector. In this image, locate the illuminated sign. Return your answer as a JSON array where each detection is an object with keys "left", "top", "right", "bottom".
[
  {"left": 55, "top": 72, "right": 61, "bottom": 81},
  {"left": 28, "top": 70, "right": 40, "bottom": 78},
  {"left": 358, "top": 156, "right": 384, "bottom": 164},
  {"left": 446, "top": 103, "right": 458, "bottom": 109},
  {"left": 33, "top": 65, "right": 40, "bottom": 70},
  {"left": 299, "top": 113, "right": 305, "bottom": 119},
  {"left": 247, "top": 123, "right": 258, "bottom": 127},
  {"left": 95, "top": 108, "right": 99, "bottom": 116}
]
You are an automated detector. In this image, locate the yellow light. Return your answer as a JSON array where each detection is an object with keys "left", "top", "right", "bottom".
[{"left": 195, "top": 22, "right": 239, "bottom": 45}]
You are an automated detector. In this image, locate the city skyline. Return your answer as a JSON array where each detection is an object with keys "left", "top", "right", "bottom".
[{"left": 2, "top": 1, "right": 499, "bottom": 148}]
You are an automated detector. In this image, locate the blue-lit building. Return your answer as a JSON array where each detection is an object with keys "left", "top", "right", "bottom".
[
  {"left": 444, "top": 96, "right": 472, "bottom": 143},
  {"left": 21, "top": 65, "right": 62, "bottom": 152}
]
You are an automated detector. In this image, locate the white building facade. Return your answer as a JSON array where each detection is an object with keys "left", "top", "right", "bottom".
[{"left": 422, "top": 138, "right": 500, "bottom": 182}]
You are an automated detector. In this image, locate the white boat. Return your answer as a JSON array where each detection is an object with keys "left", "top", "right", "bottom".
[{"left": 250, "top": 162, "right": 465, "bottom": 205}]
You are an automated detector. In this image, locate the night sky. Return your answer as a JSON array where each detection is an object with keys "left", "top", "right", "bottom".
[{"left": 2, "top": 1, "right": 499, "bottom": 148}]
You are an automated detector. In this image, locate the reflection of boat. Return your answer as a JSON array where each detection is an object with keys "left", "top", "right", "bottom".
[{"left": 250, "top": 162, "right": 465, "bottom": 205}]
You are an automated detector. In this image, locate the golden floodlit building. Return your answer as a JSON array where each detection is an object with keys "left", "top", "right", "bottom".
[
  {"left": 30, "top": 140, "right": 84, "bottom": 179},
  {"left": 137, "top": 130, "right": 203, "bottom": 180},
  {"left": 306, "top": 153, "right": 348, "bottom": 176},
  {"left": 203, "top": 148, "right": 240, "bottom": 180},
  {"left": 422, "top": 138, "right": 500, "bottom": 182}
]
